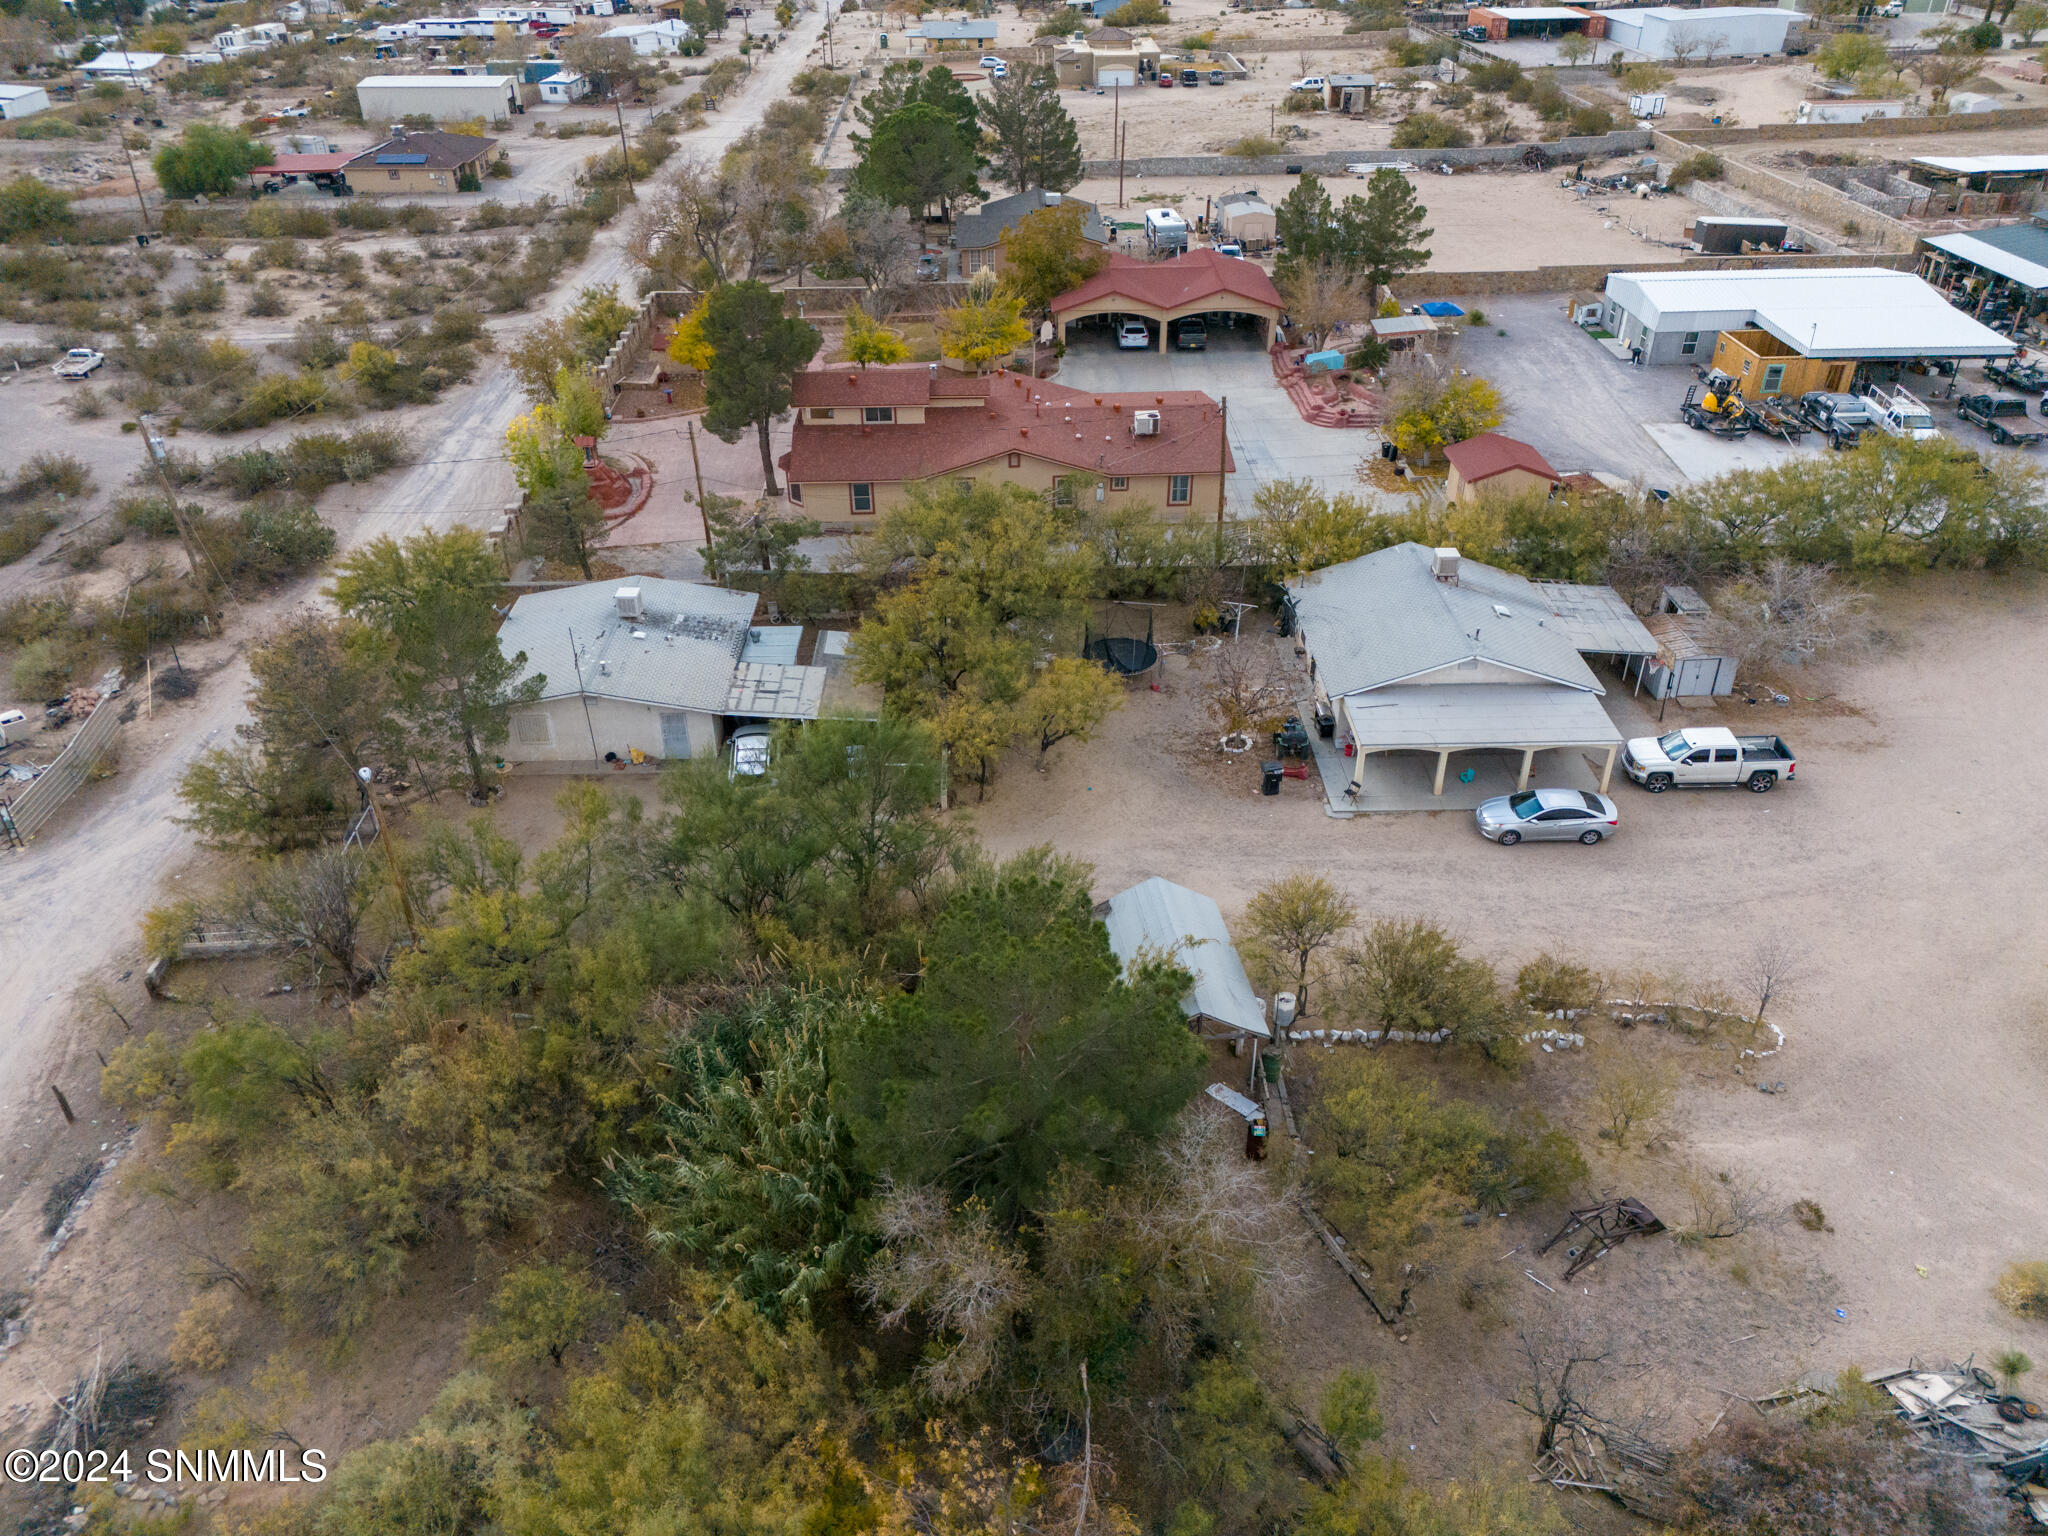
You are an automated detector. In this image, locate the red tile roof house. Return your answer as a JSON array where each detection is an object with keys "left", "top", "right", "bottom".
[
  {"left": 1442, "top": 433, "right": 1561, "bottom": 505},
  {"left": 778, "top": 364, "right": 1233, "bottom": 529},
  {"left": 1049, "top": 249, "right": 1286, "bottom": 352}
]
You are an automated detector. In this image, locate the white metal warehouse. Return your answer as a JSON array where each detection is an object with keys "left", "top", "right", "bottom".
[
  {"left": 1599, "top": 5, "right": 1794, "bottom": 59},
  {"left": 355, "top": 73, "right": 519, "bottom": 124},
  {"left": 1600, "top": 267, "right": 2018, "bottom": 367}
]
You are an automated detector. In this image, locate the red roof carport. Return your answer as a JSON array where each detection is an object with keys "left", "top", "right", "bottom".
[{"left": 1050, "top": 248, "right": 1286, "bottom": 353}]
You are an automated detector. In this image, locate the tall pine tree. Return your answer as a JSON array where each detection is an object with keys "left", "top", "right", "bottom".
[{"left": 981, "top": 66, "right": 1084, "bottom": 194}]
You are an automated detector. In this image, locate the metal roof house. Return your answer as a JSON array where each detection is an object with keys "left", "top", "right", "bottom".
[
  {"left": 1287, "top": 543, "right": 1649, "bottom": 806},
  {"left": 1102, "top": 877, "right": 1269, "bottom": 1040},
  {"left": 1600, "top": 267, "right": 2017, "bottom": 368},
  {"left": 496, "top": 578, "right": 830, "bottom": 766}
]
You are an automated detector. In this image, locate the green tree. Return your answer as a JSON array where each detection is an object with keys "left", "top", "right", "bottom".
[
  {"left": 0, "top": 174, "right": 70, "bottom": 240},
  {"left": 698, "top": 496, "right": 820, "bottom": 580},
  {"left": 979, "top": 64, "right": 1084, "bottom": 194},
  {"left": 1389, "top": 374, "right": 1504, "bottom": 465},
  {"left": 469, "top": 1261, "right": 618, "bottom": 1369},
  {"left": 1343, "top": 917, "right": 1509, "bottom": 1052},
  {"left": 2014, "top": 1, "right": 2047, "bottom": 43},
  {"left": 998, "top": 199, "right": 1108, "bottom": 319},
  {"left": 176, "top": 613, "right": 396, "bottom": 853},
  {"left": 507, "top": 365, "right": 609, "bottom": 578},
  {"left": 699, "top": 280, "right": 821, "bottom": 495},
  {"left": 331, "top": 528, "right": 547, "bottom": 798},
  {"left": 611, "top": 990, "right": 865, "bottom": 1322},
  {"left": 1275, "top": 172, "right": 1337, "bottom": 273},
  {"left": 1241, "top": 870, "right": 1357, "bottom": 1019},
  {"left": 1815, "top": 29, "right": 1888, "bottom": 80},
  {"left": 854, "top": 101, "right": 983, "bottom": 219},
  {"left": 316, "top": 1374, "right": 530, "bottom": 1536},
  {"left": 152, "top": 123, "right": 266, "bottom": 198},
  {"left": 834, "top": 847, "right": 1205, "bottom": 1217},
  {"left": 939, "top": 277, "right": 1033, "bottom": 372},
  {"left": 1016, "top": 654, "right": 1122, "bottom": 759},
  {"left": 850, "top": 58, "right": 982, "bottom": 158},
  {"left": 1349, "top": 166, "right": 1434, "bottom": 290},
  {"left": 841, "top": 304, "right": 911, "bottom": 369},
  {"left": 1106, "top": 0, "right": 1168, "bottom": 22},
  {"left": 567, "top": 283, "right": 636, "bottom": 361}
]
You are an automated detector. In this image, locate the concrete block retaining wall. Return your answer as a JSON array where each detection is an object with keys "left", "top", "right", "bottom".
[{"left": 1661, "top": 105, "right": 2048, "bottom": 145}]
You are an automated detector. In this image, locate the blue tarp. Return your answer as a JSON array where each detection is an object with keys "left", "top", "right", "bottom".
[
  {"left": 1418, "top": 301, "right": 1465, "bottom": 317},
  {"left": 1304, "top": 349, "right": 1345, "bottom": 371}
]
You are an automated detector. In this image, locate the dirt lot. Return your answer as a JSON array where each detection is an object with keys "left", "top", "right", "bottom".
[{"left": 960, "top": 574, "right": 2048, "bottom": 1468}]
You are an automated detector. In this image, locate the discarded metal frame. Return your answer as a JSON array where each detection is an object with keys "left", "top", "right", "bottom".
[{"left": 1539, "top": 1198, "right": 1667, "bottom": 1279}]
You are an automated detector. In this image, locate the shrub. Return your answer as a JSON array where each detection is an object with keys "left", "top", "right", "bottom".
[
  {"left": 7, "top": 453, "right": 94, "bottom": 503},
  {"left": 247, "top": 281, "right": 288, "bottom": 318},
  {"left": 1567, "top": 104, "right": 1615, "bottom": 136},
  {"left": 1389, "top": 112, "right": 1472, "bottom": 149},
  {"left": 1667, "top": 151, "right": 1723, "bottom": 187},
  {"left": 116, "top": 494, "right": 190, "bottom": 539},
  {"left": 153, "top": 124, "right": 267, "bottom": 199},
  {"left": 217, "top": 370, "right": 332, "bottom": 431},
  {"left": 1967, "top": 18, "right": 2002, "bottom": 49},
  {"left": 1466, "top": 58, "right": 1522, "bottom": 92},
  {"left": 170, "top": 273, "right": 228, "bottom": 316},
  {"left": 206, "top": 427, "right": 406, "bottom": 499},
  {"left": 1516, "top": 953, "right": 1600, "bottom": 1012},
  {"left": 189, "top": 501, "right": 336, "bottom": 587},
  {"left": 1228, "top": 133, "right": 1284, "bottom": 157},
  {"left": 170, "top": 1291, "right": 238, "bottom": 1374},
  {"left": 0, "top": 175, "right": 73, "bottom": 241},
  {"left": 11, "top": 636, "right": 72, "bottom": 697},
  {"left": 244, "top": 202, "right": 332, "bottom": 239},
  {"left": 1996, "top": 1260, "right": 2048, "bottom": 1318}
]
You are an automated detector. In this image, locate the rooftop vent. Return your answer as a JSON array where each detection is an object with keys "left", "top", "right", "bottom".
[
  {"left": 615, "top": 585, "right": 643, "bottom": 619},
  {"left": 1431, "top": 547, "right": 1460, "bottom": 585}
]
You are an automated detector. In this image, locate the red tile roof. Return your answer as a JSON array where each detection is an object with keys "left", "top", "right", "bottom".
[
  {"left": 1442, "top": 432, "right": 1560, "bottom": 485},
  {"left": 781, "top": 366, "right": 1232, "bottom": 484},
  {"left": 789, "top": 367, "right": 992, "bottom": 409},
  {"left": 1049, "top": 248, "right": 1284, "bottom": 316}
]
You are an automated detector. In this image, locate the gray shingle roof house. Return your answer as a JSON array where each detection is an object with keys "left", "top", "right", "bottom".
[
  {"left": 1286, "top": 543, "right": 1632, "bottom": 801},
  {"left": 496, "top": 578, "right": 827, "bottom": 766},
  {"left": 951, "top": 189, "right": 1109, "bottom": 278},
  {"left": 1102, "top": 877, "right": 1269, "bottom": 1039}
]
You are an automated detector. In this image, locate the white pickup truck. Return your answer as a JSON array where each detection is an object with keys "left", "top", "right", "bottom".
[
  {"left": 51, "top": 348, "right": 105, "bottom": 379},
  {"left": 1860, "top": 382, "right": 1940, "bottom": 441},
  {"left": 1621, "top": 726, "right": 1796, "bottom": 793}
]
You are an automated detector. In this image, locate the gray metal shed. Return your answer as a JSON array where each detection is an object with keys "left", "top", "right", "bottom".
[{"left": 1102, "top": 877, "right": 1269, "bottom": 1040}]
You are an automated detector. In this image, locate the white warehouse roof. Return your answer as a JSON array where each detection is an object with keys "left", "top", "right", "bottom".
[
  {"left": 1604, "top": 4, "right": 1789, "bottom": 19},
  {"left": 1604, "top": 267, "right": 2017, "bottom": 360},
  {"left": 356, "top": 72, "right": 515, "bottom": 89},
  {"left": 1911, "top": 155, "right": 2048, "bottom": 176}
]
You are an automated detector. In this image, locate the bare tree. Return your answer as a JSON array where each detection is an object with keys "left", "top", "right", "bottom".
[
  {"left": 841, "top": 190, "right": 923, "bottom": 313},
  {"left": 1733, "top": 931, "right": 1801, "bottom": 1034},
  {"left": 1241, "top": 870, "right": 1358, "bottom": 1019},
  {"left": 1201, "top": 639, "right": 1294, "bottom": 740},
  {"left": 1696, "top": 29, "right": 1731, "bottom": 62},
  {"left": 1681, "top": 1167, "right": 1783, "bottom": 1240},
  {"left": 1277, "top": 259, "right": 1371, "bottom": 352},
  {"left": 1703, "top": 559, "right": 1868, "bottom": 671},
  {"left": 1663, "top": 26, "right": 1707, "bottom": 63},
  {"left": 232, "top": 846, "right": 379, "bottom": 993},
  {"left": 1507, "top": 1310, "right": 1661, "bottom": 1457},
  {"left": 860, "top": 1181, "right": 1035, "bottom": 1402}
]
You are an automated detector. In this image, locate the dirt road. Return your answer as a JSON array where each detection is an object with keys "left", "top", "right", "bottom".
[{"left": 0, "top": 7, "right": 829, "bottom": 1264}]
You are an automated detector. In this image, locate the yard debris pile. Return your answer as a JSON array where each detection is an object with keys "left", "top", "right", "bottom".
[{"left": 1867, "top": 1362, "right": 2048, "bottom": 1480}]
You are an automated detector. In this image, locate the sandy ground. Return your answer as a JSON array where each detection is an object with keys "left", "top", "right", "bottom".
[
  {"left": 1074, "top": 166, "right": 1698, "bottom": 269},
  {"left": 957, "top": 575, "right": 2048, "bottom": 1462}
]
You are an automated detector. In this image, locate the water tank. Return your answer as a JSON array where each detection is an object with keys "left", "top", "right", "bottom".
[{"left": 1273, "top": 992, "right": 1298, "bottom": 1030}]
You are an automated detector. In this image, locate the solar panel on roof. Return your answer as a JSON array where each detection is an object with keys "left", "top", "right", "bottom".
[{"left": 375, "top": 153, "right": 428, "bottom": 165}]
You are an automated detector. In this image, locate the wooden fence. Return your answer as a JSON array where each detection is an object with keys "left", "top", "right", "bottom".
[{"left": 3, "top": 697, "right": 123, "bottom": 843}]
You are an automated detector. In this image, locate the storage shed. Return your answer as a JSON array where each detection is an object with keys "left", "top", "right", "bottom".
[
  {"left": 1215, "top": 189, "right": 1276, "bottom": 248},
  {"left": 1102, "top": 877, "right": 1269, "bottom": 1041},
  {"left": 1599, "top": 5, "right": 1793, "bottom": 59},
  {"left": 0, "top": 83, "right": 51, "bottom": 120},
  {"left": 355, "top": 72, "right": 519, "bottom": 123},
  {"left": 1631, "top": 587, "right": 1736, "bottom": 702}
]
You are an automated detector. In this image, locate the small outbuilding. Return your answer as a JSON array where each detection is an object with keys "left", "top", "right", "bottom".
[
  {"left": 1214, "top": 189, "right": 1276, "bottom": 249},
  {"left": 79, "top": 50, "right": 181, "bottom": 84},
  {"left": 1102, "top": 876, "right": 1270, "bottom": 1041},
  {"left": 537, "top": 69, "right": 588, "bottom": 102},
  {"left": 0, "top": 84, "right": 51, "bottom": 120},
  {"left": 354, "top": 72, "right": 519, "bottom": 124},
  {"left": 342, "top": 129, "right": 497, "bottom": 194},
  {"left": 1442, "top": 432, "right": 1558, "bottom": 504}
]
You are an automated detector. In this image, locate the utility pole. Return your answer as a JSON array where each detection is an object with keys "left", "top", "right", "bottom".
[
  {"left": 687, "top": 417, "right": 707, "bottom": 510},
  {"left": 1117, "top": 120, "right": 1126, "bottom": 208},
  {"left": 139, "top": 415, "right": 213, "bottom": 596},
  {"left": 358, "top": 767, "right": 420, "bottom": 942},
  {"left": 1216, "top": 395, "right": 1228, "bottom": 528},
  {"left": 110, "top": 22, "right": 152, "bottom": 233},
  {"left": 614, "top": 97, "right": 636, "bottom": 197}
]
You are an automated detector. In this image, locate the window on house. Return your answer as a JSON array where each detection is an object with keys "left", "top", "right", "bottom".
[
  {"left": 513, "top": 712, "right": 553, "bottom": 745},
  {"left": 1110, "top": 476, "right": 1128, "bottom": 491},
  {"left": 388, "top": 169, "right": 400, "bottom": 180},
  {"left": 1052, "top": 481, "right": 1075, "bottom": 507},
  {"left": 863, "top": 406, "right": 894, "bottom": 424},
  {"left": 1168, "top": 474, "right": 1191, "bottom": 505},
  {"left": 851, "top": 483, "right": 873, "bottom": 513},
  {"left": 1761, "top": 362, "right": 1786, "bottom": 394},
  {"left": 1007, "top": 452, "right": 1021, "bottom": 468},
  {"left": 1680, "top": 331, "right": 1700, "bottom": 356},
  {"left": 812, "top": 408, "right": 835, "bottom": 420},
  {"left": 955, "top": 478, "right": 974, "bottom": 494},
  {"left": 787, "top": 483, "right": 803, "bottom": 504}
]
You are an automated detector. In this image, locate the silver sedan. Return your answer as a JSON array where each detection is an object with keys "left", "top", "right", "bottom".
[{"left": 1475, "top": 787, "right": 1618, "bottom": 846}]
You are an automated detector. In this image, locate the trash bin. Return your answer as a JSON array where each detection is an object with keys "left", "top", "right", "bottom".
[
  {"left": 1261, "top": 1052, "right": 1282, "bottom": 1083},
  {"left": 1260, "top": 760, "right": 1283, "bottom": 795},
  {"left": 1315, "top": 710, "right": 1336, "bottom": 739}
]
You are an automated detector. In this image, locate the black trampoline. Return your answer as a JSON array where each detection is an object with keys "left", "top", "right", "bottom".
[{"left": 1084, "top": 605, "right": 1159, "bottom": 682}]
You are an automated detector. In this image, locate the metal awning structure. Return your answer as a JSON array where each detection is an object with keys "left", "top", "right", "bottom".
[
  {"left": 723, "top": 663, "right": 827, "bottom": 720},
  {"left": 1922, "top": 229, "right": 2048, "bottom": 294},
  {"left": 1340, "top": 685, "right": 1621, "bottom": 753},
  {"left": 1103, "top": 876, "right": 1270, "bottom": 1039},
  {"left": 1533, "top": 581, "right": 1659, "bottom": 656}
]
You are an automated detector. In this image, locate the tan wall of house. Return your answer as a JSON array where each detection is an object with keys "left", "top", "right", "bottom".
[
  {"left": 789, "top": 452, "right": 1223, "bottom": 529},
  {"left": 348, "top": 158, "right": 486, "bottom": 195},
  {"left": 505, "top": 695, "right": 719, "bottom": 764},
  {"left": 1446, "top": 463, "right": 1553, "bottom": 505}
]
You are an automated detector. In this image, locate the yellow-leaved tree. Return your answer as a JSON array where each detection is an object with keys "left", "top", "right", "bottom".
[
  {"left": 939, "top": 270, "right": 1032, "bottom": 374},
  {"left": 843, "top": 305, "right": 911, "bottom": 370},
  {"left": 665, "top": 297, "right": 716, "bottom": 372}
]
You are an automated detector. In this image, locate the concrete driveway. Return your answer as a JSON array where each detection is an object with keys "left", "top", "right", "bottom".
[{"left": 1056, "top": 325, "right": 1386, "bottom": 508}]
